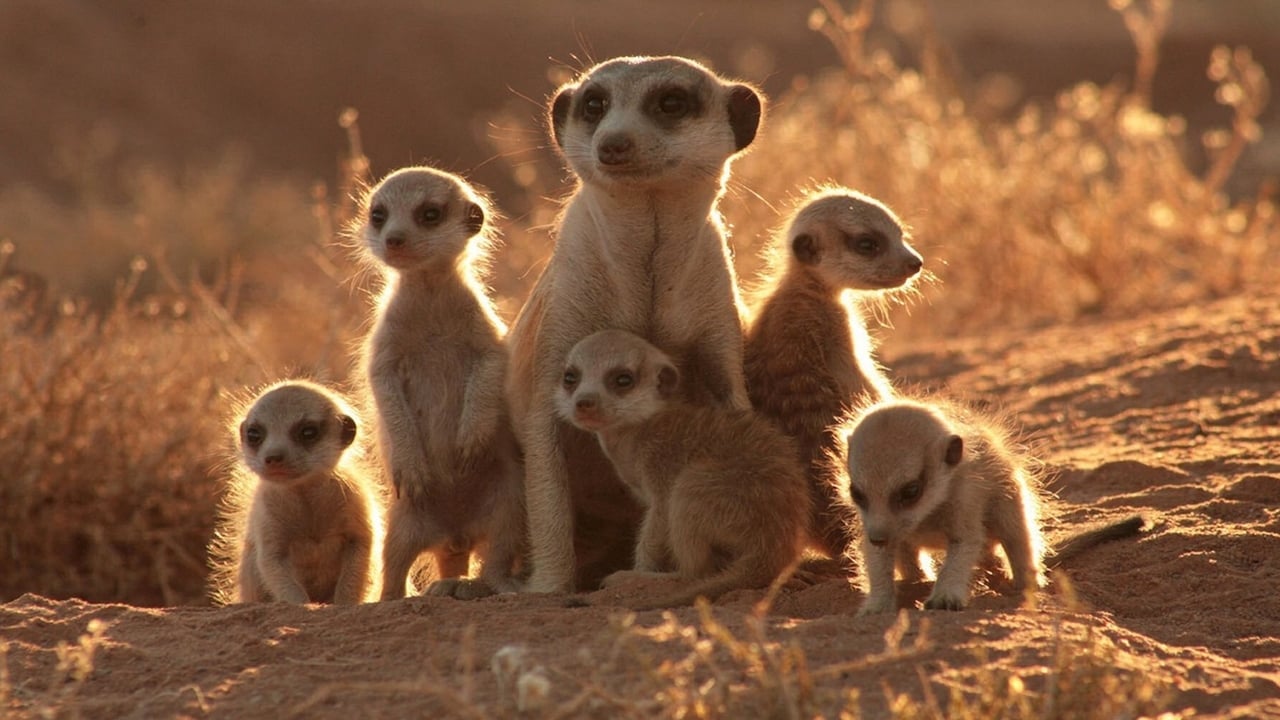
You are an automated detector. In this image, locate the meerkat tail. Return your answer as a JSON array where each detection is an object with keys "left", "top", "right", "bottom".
[
  {"left": 1047, "top": 514, "right": 1148, "bottom": 567},
  {"left": 634, "top": 556, "right": 776, "bottom": 610}
]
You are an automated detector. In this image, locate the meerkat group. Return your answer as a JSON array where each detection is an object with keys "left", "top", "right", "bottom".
[{"left": 207, "top": 54, "right": 1144, "bottom": 613}]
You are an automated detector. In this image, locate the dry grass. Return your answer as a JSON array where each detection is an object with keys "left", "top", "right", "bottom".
[{"left": 0, "top": 0, "right": 1272, "bottom": 614}]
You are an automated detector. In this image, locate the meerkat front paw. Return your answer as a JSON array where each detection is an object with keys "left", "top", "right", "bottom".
[
  {"left": 923, "top": 587, "right": 969, "bottom": 611},
  {"left": 391, "top": 455, "right": 434, "bottom": 500}
]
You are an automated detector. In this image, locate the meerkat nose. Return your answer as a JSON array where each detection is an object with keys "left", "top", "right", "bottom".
[
  {"left": 263, "top": 452, "right": 285, "bottom": 466},
  {"left": 906, "top": 255, "right": 923, "bottom": 274},
  {"left": 385, "top": 233, "right": 407, "bottom": 249},
  {"left": 597, "top": 134, "right": 634, "bottom": 165},
  {"left": 867, "top": 532, "right": 889, "bottom": 547},
  {"left": 575, "top": 395, "right": 598, "bottom": 411}
]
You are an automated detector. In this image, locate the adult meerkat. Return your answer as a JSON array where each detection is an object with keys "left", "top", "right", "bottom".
[
  {"left": 357, "top": 166, "right": 525, "bottom": 600},
  {"left": 207, "top": 380, "right": 382, "bottom": 605},
  {"left": 845, "top": 398, "right": 1145, "bottom": 614},
  {"left": 745, "top": 188, "right": 923, "bottom": 569},
  {"left": 505, "top": 56, "right": 764, "bottom": 593},
  {"left": 555, "top": 330, "right": 810, "bottom": 609}
]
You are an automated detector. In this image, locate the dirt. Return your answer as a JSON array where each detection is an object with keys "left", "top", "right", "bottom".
[{"left": 3, "top": 291, "right": 1279, "bottom": 717}]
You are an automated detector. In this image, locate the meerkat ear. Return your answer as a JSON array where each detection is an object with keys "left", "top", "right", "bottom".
[
  {"left": 792, "top": 233, "right": 821, "bottom": 265},
  {"left": 550, "top": 86, "right": 575, "bottom": 149},
  {"left": 944, "top": 435, "right": 964, "bottom": 466},
  {"left": 338, "top": 415, "right": 358, "bottom": 448},
  {"left": 657, "top": 363, "right": 680, "bottom": 399},
  {"left": 464, "top": 202, "right": 485, "bottom": 235},
  {"left": 726, "top": 85, "right": 762, "bottom": 151}
]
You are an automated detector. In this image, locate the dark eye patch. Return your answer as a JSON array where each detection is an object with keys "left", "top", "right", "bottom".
[
  {"left": 579, "top": 87, "right": 608, "bottom": 123},
  {"left": 415, "top": 203, "right": 443, "bottom": 226},
  {"left": 894, "top": 473, "right": 927, "bottom": 509},
  {"left": 562, "top": 367, "right": 580, "bottom": 390},
  {"left": 843, "top": 231, "right": 885, "bottom": 257},
  {"left": 243, "top": 423, "right": 265, "bottom": 449},
  {"left": 604, "top": 366, "right": 636, "bottom": 394},
  {"left": 643, "top": 84, "right": 705, "bottom": 128},
  {"left": 850, "top": 485, "right": 868, "bottom": 509},
  {"left": 292, "top": 419, "right": 324, "bottom": 446}
]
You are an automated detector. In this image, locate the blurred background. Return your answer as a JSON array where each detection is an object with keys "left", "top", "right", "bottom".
[{"left": 1, "top": 0, "right": 1276, "bottom": 606}]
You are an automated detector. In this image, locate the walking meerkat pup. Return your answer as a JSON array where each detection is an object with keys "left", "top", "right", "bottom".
[
  {"left": 207, "top": 380, "right": 382, "bottom": 605},
  {"left": 556, "top": 330, "right": 810, "bottom": 609},
  {"left": 845, "top": 398, "right": 1146, "bottom": 615},
  {"left": 505, "top": 56, "right": 764, "bottom": 593},
  {"left": 745, "top": 188, "right": 923, "bottom": 570},
  {"left": 356, "top": 166, "right": 525, "bottom": 600}
]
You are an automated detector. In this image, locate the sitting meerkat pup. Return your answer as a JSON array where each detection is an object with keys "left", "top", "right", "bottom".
[
  {"left": 207, "top": 380, "right": 382, "bottom": 605},
  {"left": 505, "top": 56, "right": 765, "bottom": 593},
  {"left": 356, "top": 166, "right": 525, "bottom": 600},
  {"left": 846, "top": 399, "right": 1145, "bottom": 614},
  {"left": 556, "top": 329, "right": 810, "bottom": 609},
  {"left": 745, "top": 188, "right": 923, "bottom": 570}
]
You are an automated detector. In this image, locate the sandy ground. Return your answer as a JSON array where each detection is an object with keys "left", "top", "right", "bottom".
[{"left": 4, "top": 290, "right": 1279, "bottom": 718}]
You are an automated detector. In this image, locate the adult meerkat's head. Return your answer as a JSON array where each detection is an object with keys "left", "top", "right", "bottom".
[
  {"left": 549, "top": 56, "right": 763, "bottom": 188},
  {"left": 788, "top": 189, "right": 923, "bottom": 291},
  {"left": 845, "top": 401, "right": 964, "bottom": 545},
  {"left": 357, "top": 166, "right": 488, "bottom": 273},
  {"left": 556, "top": 329, "right": 680, "bottom": 433},
  {"left": 239, "top": 381, "right": 359, "bottom": 484}
]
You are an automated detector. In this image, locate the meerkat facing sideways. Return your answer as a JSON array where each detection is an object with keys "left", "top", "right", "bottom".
[
  {"left": 357, "top": 166, "right": 525, "bottom": 600},
  {"left": 207, "top": 380, "right": 382, "bottom": 605},
  {"left": 505, "top": 56, "right": 764, "bottom": 593},
  {"left": 556, "top": 330, "right": 810, "bottom": 609},
  {"left": 745, "top": 188, "right": 923, "bottom": 570},
  {"left": 846, "top": 398, "right": 1145, "bottom": 615}
]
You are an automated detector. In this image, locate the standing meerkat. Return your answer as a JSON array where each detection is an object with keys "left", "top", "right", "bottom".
[
  {"left": 505, "top": 56, "right": 765, "bottom": 593},
  {"left": 745, "top": 188, "right": 923, "bottom": 570},
  {"left": 357, "top": 166, "right": 525, "bottom": 600},
  {"left": 556, "top": 330, "right": 810, "bottom": 609},
  {"left": 207, "top": 380, "right": 382, "bottom": 605},
  {"left": 845, "top": 398, "right": 1145, "bottom": 615}
]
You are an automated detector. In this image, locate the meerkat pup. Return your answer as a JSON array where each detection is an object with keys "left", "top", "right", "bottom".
[
  {"left": 846, "top": 398, "right": 1145, "bottom": 615},
  {"left": 555, "top": 330, "right": 810, "bottom": 609},
  {"left": 506, "top": 56, "right": 764, "bottom": 593},
  {"left": 745, "top": 188, "right": 923, "bottom": 569},
  {"left": 356, "top": 166, "right": 525, "bottom": 600},
  {"left": 207, "top": 380, "right": 382, "bottom": 605}
]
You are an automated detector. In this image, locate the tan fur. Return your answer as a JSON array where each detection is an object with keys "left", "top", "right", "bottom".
[
  {"left": 845, "top": 398, "right": 1047, "bottom": 614},
  {"left": 207, "top": 380, "right": 383, "bottom": 605},
  {"left": 355, "top": 166, "right": 526, "bottom": 600},
  {"left": 745, "top": 189, "right": 923, "bottom": 570},
  {"left": 505, "top": 56, "right": 765, "bottom": 593},
  {"left": 556, "top": 330, "right": 809, "bottom": 609}
]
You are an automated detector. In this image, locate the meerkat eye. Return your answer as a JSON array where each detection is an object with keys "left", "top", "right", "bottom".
[
  {"left": 850, "top": 486, "right": 868, "bottom": 508},
  {"left": 415, "top": 204, "right": 443, "bottom": 226},
  {"left": 369, "top": 204, "right": 388, "bottom": 230},
  {"left": 244, "top": 425, "right": 265, "bottom": 448},
  {"left": 581, "top": 91, "right": 607, "bottom": 122},
  {"left": 657, "top": 89, "right": 691, "bottom": 117},
  {"left": 562, "top": 368, "right": 580, "bottom": 389},
  {"left": 896, "top": 480, "right": 923, "bottom": 507},
  {"left": 296, "top": 422, "right": 321, "bottom": 445},
  {"left": 845, "top": 232, "right": 882, "bottom": 256},
  {"left": 613, "top": 372, "right": 634, "bottom": 390}
]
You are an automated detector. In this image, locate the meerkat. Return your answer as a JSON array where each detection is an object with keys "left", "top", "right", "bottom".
[
  {"left": 207, "top": 380, "right": 382, "bottom": 605},
  {"left": 845, "top": 398, "right": 1146, "bottom": 615},
  {"left": 356, "top": 166, "right": 526, "bottom": 600},
  {"left": 745, "top": 188, "right": 923, "bottom": 570},
  {"left": 505, "top": 56, "right": 764, "bottom": 593},
  {"left": 555, "top": 330, "right": 810, "bottom": 609}
]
